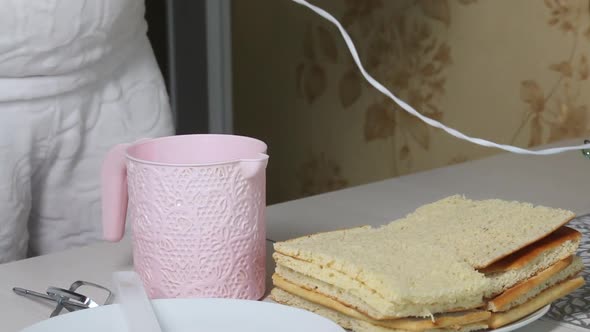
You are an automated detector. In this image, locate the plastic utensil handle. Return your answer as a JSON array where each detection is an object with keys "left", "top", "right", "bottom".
[
  {"left": 113, "top": 271, "right": 163, "bottom": 332},
  {"left": 101, "top": 143, "right": 130, "bottom": 242}
]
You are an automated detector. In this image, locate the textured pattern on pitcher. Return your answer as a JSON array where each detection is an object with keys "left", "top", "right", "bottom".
[{"left": 127, "top": 160, "right": 266, "bottom": 299}]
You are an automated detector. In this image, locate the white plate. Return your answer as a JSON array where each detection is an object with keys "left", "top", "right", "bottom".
[
  {"left": 20, "top": 298, "right": 346, "bottom": 332},
  {"left": 492, "top": 305, "right": 550, "bottom": 332},
  {"left": 20, "top": 300, "right": 549, "bottom": 332}
]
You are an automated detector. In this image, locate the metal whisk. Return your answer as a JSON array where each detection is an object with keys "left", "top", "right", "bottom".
[{"left": 13, "top": 280, "right": 113, "bottom": 317}]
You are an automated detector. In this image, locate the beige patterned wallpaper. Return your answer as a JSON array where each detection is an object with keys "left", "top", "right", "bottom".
[{"left": 232, "top": 0, "right": 590, "bottom": 204}]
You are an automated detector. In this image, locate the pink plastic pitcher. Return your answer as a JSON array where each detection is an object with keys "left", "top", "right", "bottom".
[{"left": 101, "top": 134, "right": 268, "bottom": 300}]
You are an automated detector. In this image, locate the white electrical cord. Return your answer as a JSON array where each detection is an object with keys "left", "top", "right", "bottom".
[{"left": 291, "top": 0, "right": 590, "bottom": 156}]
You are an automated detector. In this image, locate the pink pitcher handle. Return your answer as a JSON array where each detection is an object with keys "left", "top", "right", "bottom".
[{"left": 101, "top": 143, "right": 130, "bottom": 242}]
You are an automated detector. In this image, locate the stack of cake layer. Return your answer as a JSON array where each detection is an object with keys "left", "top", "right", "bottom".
[{"left": 270, "top": 195, "right": 585, "bottom": 331}]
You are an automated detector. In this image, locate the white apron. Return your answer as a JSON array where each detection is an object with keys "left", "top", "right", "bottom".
[{"left": 0, "top": 0, "right": 174, "bottom": 262}]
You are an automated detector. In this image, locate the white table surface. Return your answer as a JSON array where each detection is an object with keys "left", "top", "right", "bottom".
[{"left": 1, "top": 139, "right": 589, "bottom": 331}]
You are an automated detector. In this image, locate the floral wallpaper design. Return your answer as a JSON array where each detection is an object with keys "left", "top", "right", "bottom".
[
  {"left": 296, "top": 0, "right": 458, "bottom": 176},
  {"left": 513, "top": 0, "right": 590, "bottom": 146},
  {"left": 297, "top": 152, "right": 348, "bottom": 197},
  {"left": 232, "top": 0, "right": 590, "bottom": 203}
]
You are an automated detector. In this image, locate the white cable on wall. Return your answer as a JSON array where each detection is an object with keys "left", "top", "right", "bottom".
[{"left": 291, "top": 0, "right": 590, "bottom": 156}]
